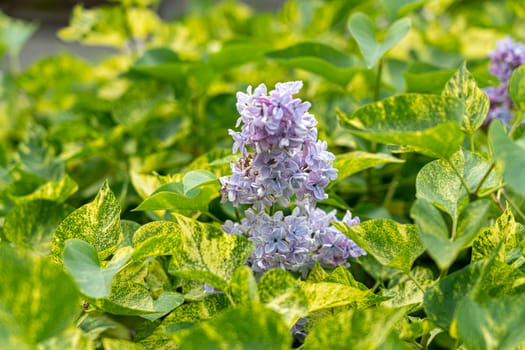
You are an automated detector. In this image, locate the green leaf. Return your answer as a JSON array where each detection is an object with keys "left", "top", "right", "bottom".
[
  {"left": 442, "top": 61, "right": 489, "bottom": 134},
  {"left": 455, "top": 294, "right": 525, "bottom": 350},
  {"left": 423, "top": 261, "right": 523, "bottom": 330},
  {"left": 177, "top": 304, "right": 292, "bottom": 350},
  {"left": 266, "top": 42, "right": 358, "bottom": 86},
  {"left": 3, "top": 200, "right": 73, "bottom": 255},
  {"left": 94, "top": 282, "right": 184, "bottom": 321},
  {"left": 382, "top": 0, "right": 428, "bottom": 18},
  {"left": 230, "top": 266, "right": 259, "bottom": 306},
  {"left": 348, "top": 13, "right": 411, "bottom": 68},
  {"left": 411, "top": 198, "right": 491, "bottom": 270},
  {"left": 257, "top": 269, "right": 308, "bottom": 327},
  {"left": 182, "top": 170, "right": 218, "bottom": 194},
  {"left": 102, "top": 338, "right": 146, "bottom": 350},
  {"left": 209, "top": 43, "right": 267, "bottom": 70},
  {"left": 11, "top": 174, "right": 78, "bottom": 204},
  {"left": 0, "top": 245, "right": 80, "bottom": 347},
  {"left": 62, "top": 239, "right": 132, "bottom": 299},
  {"left": 302, "top": 307, "right": 405, "bottom": 350},
  {"left": 416, "top": 150, "right": 499, "bottom": 219},
  {"left": 333, "top": 151, "right": 404, "bottom": 183},
  {"left": 159, "top": 293, "right": 229, "bottom": 333},
  {"left": 472, "top": 207, "right": 524, "bottom": 263},
  {"left": 131, "top": 221, "right": 182, "bottom": 260},
  {"left": 380, "top": 266, "right": 434, "bottom": 309},
  {"left": 509, "top": 64, "right": 525, "bottom": 112},
  {"left": 301, "top": 281, "right": 375, "bottom": 312},
  {"left": 0, "top": 13, "right": 37, "bottom": 58},
  {"left": 167, "top": 213, "right": 253, "bottom": 291},
  {"left": 405, "top": 68, "right": 456, "bottom": 93},
  {"left": 112, "top": 80, "right": 172, "bottom": 125},
  {"left": 52, "top": 180, "right": 122, "bottom": 260},
  {"left": 338, "top": 94, "right": 464, "bottom": 158},
  {"left": 489, "top": 119, "right": 525, "bottom": 197},
  {"left": 335, "top": 219, "right": 424, "bottom": 272},
  {"left": 134, "top": 184, "right": 219, "bottom": 212}
]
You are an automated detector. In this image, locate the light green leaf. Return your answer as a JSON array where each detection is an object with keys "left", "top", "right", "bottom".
[
  {"left": 0, "top": 13, "right": 37, "bottom": 58},
  {"left": 3, "top": 200, "right": 73, "bottom": 255},
  {"left": 134, "top": 184, "right": 219, "bottom": 212},
  {"left": 230, "top": 266, "right": 259, "bottom": 306},
  {"left": 302, "top": 307, "right": 405, "bottom": 350},
  {"left": 335, "top": 219, "right": 424, "bottom": 272},
  {"left": 36, "top": 327, "right": 95, "bottom": 350},
  {"left": 102, "top": 338, "right": 146, "bottom": 350},
  {"left": 177, "top": 304, "right": 292, "bottom": 350},
  {"left": 131, "top": 221, "right": 182, "bottom": 260},
  {"left": 338, "top": 94, "right": 464, "bottom": 158},
  {"left": 411, "top": 198, "right": 491, "bottom": 270},
  {"left": 167, "top": 213, "right": 253, "bottom": 291},
  {"left": 62, "top": 239, "right": 132, "bottom": 299},
  {"left": 182, "top": 170, "right": 218, "bottom": 194},
  {"left": 158, "top": 293, "right": 229, "bottom": 334},
  {"left": 455, "top": 294, "right": 525, "bottom": 350},
  {"left": 509, "top": 64, "right": 525, "bottom": 112},
  {"left": 94, "top": 282, "right": 184, "bottom": 321},
  {"left": 381, "top": 266, "right": 434, "bottom": 309},
  {"left": 442, "top": 61, "right": 489, "bottom": 134},
  {"left": 0, "top": 245, "right": 80, "bottom": 347},
  {"left": 11, "top": 174, "right": 78, "bottom": 204},
  {"left": 333, "top": 151, "right": 404, "bottom": 183},
  {"left": 266, "top": 42, "right": 358, "bottom": 86},
  {"left": 348, "top": 13, "right": 411, "bottom": 68},
  {"left": 489, "top": 119, "right": 525, "bottom": 197},
  {"left": 301, "top": 281, "right": 375, "bottom": 312},
  {"left": 472, "top": 207, "right": 524, "bottom": 263},
  {"left": 257, "top": 269, "right": 308, "bottom": 327},
  {"left": 52, "top": 180, "right": 122, "bottom": 260},
  {"left": 416, "top": 150, "right": 499, "bottom": 219},
  {"left": 112, "top": 80, "right": 172, "bottom": 125}
]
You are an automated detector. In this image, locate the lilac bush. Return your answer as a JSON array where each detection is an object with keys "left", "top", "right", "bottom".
[
  {"left": 484, "top": 37, "right": 525, "bottom": 124},
  {"left": 220, "top": 81, "right": 365, "bottom": 275}
]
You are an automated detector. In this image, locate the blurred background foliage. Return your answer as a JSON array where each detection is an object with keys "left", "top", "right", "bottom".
[{"left": 0, "top": 0, "right": 524, "bottom": 226}]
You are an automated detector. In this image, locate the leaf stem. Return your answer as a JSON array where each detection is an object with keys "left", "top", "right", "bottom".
[
  {"left": 469, "top": 133, "right": 475, "bottom": 153},
  {"left": 472, "top": 162, "right": 495, "bottom": 195},
  {"left": 374, "top": 59, "right": 383, "bottom": 102}
]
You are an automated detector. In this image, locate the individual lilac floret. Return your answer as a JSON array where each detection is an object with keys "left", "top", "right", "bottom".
[
  {"left": 220, "top": 81, "right": 338, "bottom": 207},
  {"left": 484, "top": 37, "right": 525, "bottom": 124}
]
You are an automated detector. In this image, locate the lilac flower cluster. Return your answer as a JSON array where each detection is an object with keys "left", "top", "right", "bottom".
[
  {"left": 220, "top": 81, "right": 365, "bottom": 274},
  {"left": 484, "top": 37, "right": 525, "bottom": 124}
]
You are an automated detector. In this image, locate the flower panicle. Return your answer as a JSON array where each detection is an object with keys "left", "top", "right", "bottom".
[{"left": 220, "top": 81, "right": 365, "bottom": 275}]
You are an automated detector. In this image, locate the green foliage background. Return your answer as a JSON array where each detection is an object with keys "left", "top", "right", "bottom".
[{"left": 1, "top": 0, "right": 525, "bottom": 349}]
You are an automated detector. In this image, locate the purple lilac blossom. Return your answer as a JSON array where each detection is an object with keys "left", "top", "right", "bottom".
[
  {"left": 221, "top": 81, "right": 366, "bottom": 274},
  {"left": 484, "top": 37, "right": 525, "bottom": 124}
]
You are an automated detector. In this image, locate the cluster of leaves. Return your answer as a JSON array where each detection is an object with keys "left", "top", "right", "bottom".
[{"left": 1, "top": 0, "right": 525, "bottom": 349}]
